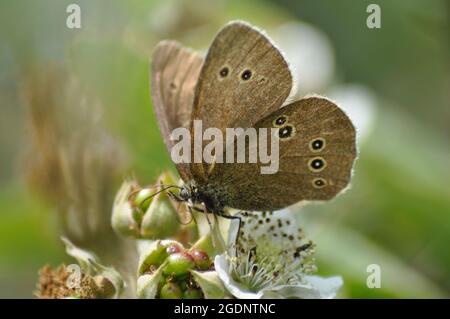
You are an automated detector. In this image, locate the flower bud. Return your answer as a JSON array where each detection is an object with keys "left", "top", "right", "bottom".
[
  {"left": 112, "top": 171, "right": 183, "bottom": 240},
  {"left": 190, "top": 249, "right": 211, "bottom": 270},
  {"left": 140, "top": 189, "right": 180, "bottom": 239},
  {"left": 160, "top": 282, "right": 183, "bottom": 299},
  {"left": 163, "top": 252, "right": 195, "bottom": 277},
  {"left": 111, "top": 180, "right": 141, "bottom": 237},
  {"left": 137, "top": 239, "right": 180, "bottom": 275},
  {"left": 166, "top": 243, "right": 183, "bottom": 255},
  {"left": 132, "top": 188, "right": 154, "bottom": 215},
  {"left": 183, "top": 287, "right": 203, "bottom": 299}
]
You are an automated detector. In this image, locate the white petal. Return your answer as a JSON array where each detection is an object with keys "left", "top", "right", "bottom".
[
  {"left": 305, "top": 275, "right": 343, "bottom": 299},
  {"left": 261, "top": 284, "right": 321, "bottom": 299},
  {"left": 214, "top": 255, "right": 263, "bottom": 299}
]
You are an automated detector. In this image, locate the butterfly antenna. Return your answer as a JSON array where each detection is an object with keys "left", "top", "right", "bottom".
[
  {"left": 144, "top": 183, "right": 183, "bottom": 190},
  {"left": 135, "top": 185, "right": 181, "bottom": 211},
  {"left": 127, "top": 183, "right": 179, "bottom": 202}
]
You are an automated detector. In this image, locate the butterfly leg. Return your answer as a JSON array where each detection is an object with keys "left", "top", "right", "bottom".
[
  {"left": 202, "top": 206, "right": 213, "bottom": 228},
  {"left": 191, "top": 206, "right": 206, "bottom": 213},
  {"left": 217, "top": 211, "right": 243, "bottom": 244}
]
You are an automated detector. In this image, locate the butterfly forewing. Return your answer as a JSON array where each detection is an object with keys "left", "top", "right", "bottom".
[
  {"left": 190, "top": 21, "right": 293, "bottom": 181},
  {"left": 151, "top": 40, "right": 203, "bottom": 181}
]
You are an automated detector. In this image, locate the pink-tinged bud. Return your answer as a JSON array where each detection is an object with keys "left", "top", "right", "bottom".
[{"left": 190, "top": 249, "right": 211, "bottom": 270}]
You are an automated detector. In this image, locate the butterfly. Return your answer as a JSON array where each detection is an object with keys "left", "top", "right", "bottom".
[{"left": 150, "top": 21, "right": 356, "bottom": 219}]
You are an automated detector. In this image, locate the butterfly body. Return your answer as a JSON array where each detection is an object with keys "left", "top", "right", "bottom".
[
  {"left": 178, "top": 182, "right": 226, "bottom": 214},
  {"left": 151, "top": 21, "right": 357, "bottom": 216}
]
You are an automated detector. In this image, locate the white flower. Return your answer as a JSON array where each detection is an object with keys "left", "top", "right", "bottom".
[{"left": 215, "top": 210, "right": 343, "bottom": 299}]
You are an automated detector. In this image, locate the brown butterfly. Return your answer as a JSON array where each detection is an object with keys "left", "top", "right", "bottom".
[{"left": 150, "top": 21, "right": 356, "bottom": 219}]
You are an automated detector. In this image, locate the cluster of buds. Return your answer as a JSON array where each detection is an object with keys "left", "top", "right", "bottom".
[
  {"left": 111, "top": 172, "right": 229, "bottom": 299},
  {"left": 137, "top": 240, "right": 217, "bottom": 299},
  {"left": 111, "top": 171, "right": 197, "bottom": 243},
  {"left": 136, "top": 238, "right": 228, "bottom": 299}
]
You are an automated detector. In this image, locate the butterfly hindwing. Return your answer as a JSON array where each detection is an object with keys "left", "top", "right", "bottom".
[{"left": 209, "top": 96, "right": 357, "bottom": 211}]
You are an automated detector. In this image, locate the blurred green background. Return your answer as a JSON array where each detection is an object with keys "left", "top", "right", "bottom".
[{"left": 0, "top": 0, "right": 449, "bottom": 298}]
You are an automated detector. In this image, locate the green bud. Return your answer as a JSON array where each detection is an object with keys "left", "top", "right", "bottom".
[
  {"left": 163, "top": 252, "right": 195, "bottom": 277},
  {"left": 137, "top": 240, "right": 180, "bottom": 275},
  {"left": 133, "top": 188, "right": 154, "bottom": 216},
  {"left": 160, "top": 282, "right": 182, "bottom": 299},
  {"left": 177, "top": 279, "right": 188, "bottom": 291},
  {"left": 183, "top": 288, "right": 203, "bottom": 299},
  {"left": 112, "top": 171, "right": 183, "bottom": 240},
  {"left": 140, "top": 191, "right": 180, "bottom": 239},
  {"left": 111, "top": 181, "right": 140, "bottom": 237}
]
